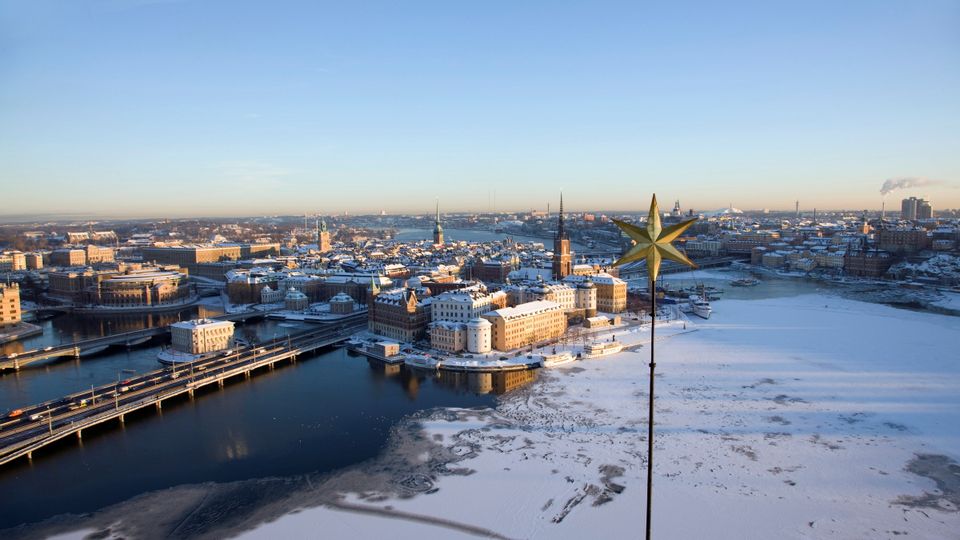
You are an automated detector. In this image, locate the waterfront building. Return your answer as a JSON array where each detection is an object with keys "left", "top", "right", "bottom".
[
  {"left": 0, "top": 283, "right": 21, "bottom": 327},
  {"left": 814, "top": 251, "right": 846, "bottom": 269},
  {"left": 683, "top": 239, "right": 722, "bottom": 257},
  {"left": 429, "top": 321, "right": 466, "bottom": 352},
  {"left": 260, "top": 285, "right": 284, "bottom": 304},
  {"left": 48, "top": 267, "right": 194, "bottom": 308},
  {"left": 844, "top": 250, "right": 894, "bottom": 278},
  {"left": 226, "top": 268, "right": 281, "bottom": 304},
  {"left": 170, "top": 319, "right": 234, "bottom": 355},
  {"left": 85, "top": 269, "right": 193, "bottom": 308},
  {"left": 552, "top": 193, "right": 572, "bottom": 280},
  {"left": 576, "top": 280, "right": 598, "bottom": 318},
  {"left": 465, "top": 317, "right": 492, "bottom": 353},
  {"left": 762, "top": 252, "right": 786, "bottom": 268},
  {"left": 482, "top": 300, "right": 566, "bottom": 351},
  {"left": 284, "top": 288, "right": 310, "bottom": 311},
  {"left": 0, "top": 251, "right": 26, "bottom": 272},
  {"left": 368, "top": 288, "right": 432, "bottom": 343},
  {"left": 329, "top": 292, "right": 356, "bottom": 314},
  {"left": 433, "top": 200, "right": 444, "bottom": 245}
]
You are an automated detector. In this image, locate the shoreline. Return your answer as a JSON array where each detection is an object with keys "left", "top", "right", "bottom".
[{"left": 7, "top": 291, "right": 960, "bottom": 539}]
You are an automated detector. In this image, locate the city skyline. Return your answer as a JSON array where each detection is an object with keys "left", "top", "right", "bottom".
[{"left": 2, "top": 0, "right": 959, "bottom": 216}]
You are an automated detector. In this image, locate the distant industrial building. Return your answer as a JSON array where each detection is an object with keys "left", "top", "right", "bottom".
[{"left": 901, "top": 197, "right": 933, "bottom": 220}]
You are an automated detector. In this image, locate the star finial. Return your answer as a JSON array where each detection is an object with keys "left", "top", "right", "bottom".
[{"left": 611, "top": 194, "right": 698, "bottom": 283}]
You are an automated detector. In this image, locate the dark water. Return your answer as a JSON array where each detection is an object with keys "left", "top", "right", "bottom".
[{"left": 0, "top": 335, "right": 522, "bottom": 530}]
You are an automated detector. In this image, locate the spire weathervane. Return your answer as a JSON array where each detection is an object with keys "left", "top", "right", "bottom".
[{"left": 612, "top": 194, "right": 698, "bottom": 540}]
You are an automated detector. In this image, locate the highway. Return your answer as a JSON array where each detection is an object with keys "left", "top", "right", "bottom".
[{"left": 0, "top": 313, "right": 366, "bottom": 467}]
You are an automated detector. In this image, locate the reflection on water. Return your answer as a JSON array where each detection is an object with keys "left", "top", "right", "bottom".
[
  {"left": 2, "top": 304, "right": 224, "bottom": 357},
  {"left": 365, "top": 356, "right": 538, "bottom": 396},
  {"left": 0, "top": 346, "right": 496, "bottom": 531}
]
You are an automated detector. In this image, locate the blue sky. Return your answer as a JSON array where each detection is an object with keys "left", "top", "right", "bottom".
[{"left": 1, "top": 0, "right": 958, "bottom": 217}]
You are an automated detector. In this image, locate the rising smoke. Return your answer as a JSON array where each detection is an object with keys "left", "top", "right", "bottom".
[{"left": 879, "top": 177, "right": 943, "bottom": 196}]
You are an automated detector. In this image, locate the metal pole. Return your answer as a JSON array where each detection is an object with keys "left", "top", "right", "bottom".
[{"left": 646, "top": 283, "right": 656, "bottom": 540}]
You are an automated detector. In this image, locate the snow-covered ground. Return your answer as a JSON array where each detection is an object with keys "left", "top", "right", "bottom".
[{"left": 240, "top": 293, "right": 960, "bottom": 539}]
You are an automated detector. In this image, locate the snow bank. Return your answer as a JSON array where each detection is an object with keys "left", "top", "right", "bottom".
[{"left": 241, "top": 293, "right": 960, "bottom": 539}]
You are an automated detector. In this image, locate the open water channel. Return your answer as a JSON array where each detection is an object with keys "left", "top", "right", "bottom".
[{"left": 0, "top": 310, "right": 515, "bottom": 531}]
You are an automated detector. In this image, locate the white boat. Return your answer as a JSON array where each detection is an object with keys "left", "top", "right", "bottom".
[
  {"left": 584, "top": 341, "right": 624, "bottom": 358},
  {"left": 540, "top": 351, "right": 575, "bottom": 368},
  {"left": 690, "top": 298, "right": 712, "bottom": 319}
]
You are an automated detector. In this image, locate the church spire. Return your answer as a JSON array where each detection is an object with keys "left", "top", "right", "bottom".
[
  {"left": 433, "top": 199, "right": 444, "bottom": 244},
  {"left": 557, "top": 191, "right": 566, "bottom": 240}
]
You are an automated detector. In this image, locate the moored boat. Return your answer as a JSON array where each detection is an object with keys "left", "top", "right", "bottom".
[
  {"left": 541, "top": 351, "right": 575, "bottom": 367},
  {"left": 691, "top": 298, "right": 712, "bottom": 319},
  {"left": 584, "top": 341, "right": 624, "bottom": 358}
]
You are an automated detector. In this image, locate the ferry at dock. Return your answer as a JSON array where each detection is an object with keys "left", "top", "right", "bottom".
[
  {"left": 584, "top": 341, "right": 624, "bottom": 358},
  {"left": 540, "top": 351, "right": 575, "bottom": 368}
]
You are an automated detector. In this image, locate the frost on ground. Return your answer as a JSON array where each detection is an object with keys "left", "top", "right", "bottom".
[{"left": 13, "top": 294, "right": 960, "bottom": 540}]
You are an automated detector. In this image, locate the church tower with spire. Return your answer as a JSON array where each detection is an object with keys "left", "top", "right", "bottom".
[
  {"left": 552, "top": 192, "right": 572, "bottom": 280},
  {"left": 433, "top": 200, "right": 444, "bottom": 245},
  {"left": 317, "top": 216, "right": 331, "bottom": 253}
]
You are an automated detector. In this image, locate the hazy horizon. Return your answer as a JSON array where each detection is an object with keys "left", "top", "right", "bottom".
[{"left": 2, "top": 0, "right": 958, "bottom": 216}]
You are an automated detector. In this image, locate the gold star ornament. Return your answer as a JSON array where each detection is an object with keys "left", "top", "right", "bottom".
[{"left": 611, "top": 194, "right": 698, "bottom": 283}]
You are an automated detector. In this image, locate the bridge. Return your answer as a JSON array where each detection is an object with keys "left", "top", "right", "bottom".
[
  {"left": 0, "top": 309, "right": 278, "bottom": 372},
  {"left": 0, "top": 313, "right": 367, "bottom": 467},
  {"left": 617, "top": 256, "right": 747, "bottom": 281}
]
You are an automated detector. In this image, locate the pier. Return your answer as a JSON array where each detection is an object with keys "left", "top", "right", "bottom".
[
  {"left": 0, "top": 313, "right": 366, "bottom": 467},
  {"left": 0, "top": 310, "right": 275, "bottom": 372}
]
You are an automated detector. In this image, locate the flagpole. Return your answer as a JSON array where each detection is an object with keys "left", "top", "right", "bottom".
[{"left": 646, "top": 280, "right": 656, "bottom": 540}]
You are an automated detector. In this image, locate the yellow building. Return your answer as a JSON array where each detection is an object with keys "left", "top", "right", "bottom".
[
  {"left": 171, "top": 319, "right": 235, "bottom": 354},
  {"left": 0, "top": 283, "right": 22, "bottom": 327},
  {"left": 564, "top": 273, "right": 626, "bottom": 313},
  {"left": 482, "top": 300, "right": 566, "bottom": 352}
]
